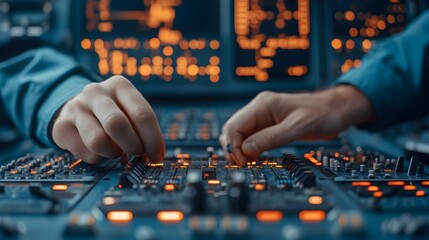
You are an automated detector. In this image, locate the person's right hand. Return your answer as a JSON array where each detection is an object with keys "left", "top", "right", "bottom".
[
  {"left": 219, "top": 85, "right": 374, "bottom": 165},
  {"left": 51, "top": 75, "right": 165, "bottom": 164}
]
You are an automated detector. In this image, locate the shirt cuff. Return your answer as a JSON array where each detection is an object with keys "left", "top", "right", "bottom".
[{"left": 36, "top": 75, "right": 93, "bottom": 147}]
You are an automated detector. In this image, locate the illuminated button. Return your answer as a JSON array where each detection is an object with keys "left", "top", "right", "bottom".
[
  {"left": 256, "top": 211, "right": 283, "bottom": 223},
  {"left": 403, "top": 185, "right": 417, "bottom": 191},
  {"left": 157, "top": 211, "right": 184, "bottom": 223},
  {"left": 416, "top": 190, "right": 426, "bottom": 197},
  {"left": 164, "top": 184, "right": 175, "bottom": 191},
  {"left": 421, "top": 181, "right": 429, "bottom": 186},
  {"left": 351, "top": 181, "right": 371, "bottom": 187},
  {"left": 102, "top": 197, "right": 116, "bottom": 205},
  {"left": 308, "top": 196, "right": 323, "bottom": 205},
  {"left": 298, "top": 210, "right": 326, "bottom": 223},
  {"left": 51, "top": 184, "right": 68, "bottom": 191},
  {"left": 367, "top": 186, "right": 379, "bottom": 192},
  {"left": 373, "top": 191, "right": 383, "bottom": 198},
  {"left": 254, "top": 184, "right": 265, "bottom": 191},
  {"left": 208, "top": 180, "right": 221, "bottom": 185},
  {"left": 176, "top": 153, "right": 190, "bottom": 159},
  {"left": 387, "top": 181, "right": 405, "bottom": 186},
  {"left": 106, "top": 211, "right": 133, "bottom": 223}
]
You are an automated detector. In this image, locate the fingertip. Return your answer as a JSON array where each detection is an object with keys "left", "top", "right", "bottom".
[
  {"left": 149, "top": 153, "right": 164, "bottom": 163},
  {"left": 242, "top": 140, "right": 259, "bottom": 157}
]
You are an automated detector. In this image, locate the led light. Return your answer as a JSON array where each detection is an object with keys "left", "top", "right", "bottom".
[
  {"left": 403, "top": 185, "right": 416, "bottom": 191},
  {"left": 387, "top": 181, "right": 405, "bottom": 186},
  {"left": 164, "top": 184, "right": 175, "bottom": 191},
  {"left": 308, "top": 196, "right": 323, "bottom": 205},
  {"left": 416, "top": 190, "right": 426, "bottom": 197},
  {"left": 367, "top": 186, "right": 379, "bottom": 192},
  {"left": 106, "top": 211, "right": 133, "bottom": 223},
  {"left": 298, "top": 210, "right": 326, "bottom": 222},
  {"left": 256, "top": 211, "right": 283, "bottom": 223},
  {"left": 421, "top": 181, "right": 429, "bottom": 186},
  {"left": 157, "top": 211, "right": 184, "bottom": 223},
  {"left": 51, "top": 184, "right": 68, "bottom": 191},
  {"left": 102, "top": 197, "right": 116, "bottom": 205},
  {"left": 352, "top": 181, "right": 371, "bottom": 187},
  {"left": 208, "top": 180, "right": 221, "bottom": 185},
  {"left": 254, "top": 184, "right": 265, "bottom": 191},
  {"left": 176, "top": 154, "right": 190, "bottom": 159},
  {"left": 373, "top": 191, "right": 383, "bottom": 198}
]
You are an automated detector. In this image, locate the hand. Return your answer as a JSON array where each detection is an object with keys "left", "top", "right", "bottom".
[
  {"left": 219, "top": 85, "right": 374, "bottom": 165},
  {"left": 52, "top": 75, "right": 165, "bottom": 164}
]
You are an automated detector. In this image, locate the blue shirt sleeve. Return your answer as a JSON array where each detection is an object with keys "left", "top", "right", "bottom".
[
  {"left": 335, "top": 10, "right": 429, "bottom": 130},
  {"left": 0, "top": 47, "right": 101, "bottom": 147}
]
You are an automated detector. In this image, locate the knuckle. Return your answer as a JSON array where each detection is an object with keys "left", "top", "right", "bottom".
[
  {"left": 256, "top": 91, "right": 277, "bottom": 103},
  {"left": 82, "top": 83, "right": 103, "bottom": 95},
  {"left": 134, "top": 107, "right": 157, "bottom": 124},
  {"left": 86, "top": 131, "right": 110, "bottom": 154},
  {"left": 103, "top": 113, "right": 128, "bottom": 131},
  {"left": 106, "top": 75, "right": 131, "bottom": 88}
]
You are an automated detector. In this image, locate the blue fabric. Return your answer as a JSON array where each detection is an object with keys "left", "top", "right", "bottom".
[
  {"left": 335, "top": 11, "right": 429, "bottom": 130},
  {"left": 0, "top": 47, "right": 99, "bottom": 149}
]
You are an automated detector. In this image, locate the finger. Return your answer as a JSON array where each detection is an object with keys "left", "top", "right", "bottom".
[
  {"left": 74, "top": 110, "right": 122, "bottom": 158},
  {"left": 221, "top": 93, "right": 280, "bottom": 162},
  {"left": 222, "top": 92, "right": 278, "bottom": 139},
  {"left": 241, "top": 121, "right": 300, "bottom": 157},
  {"left": 60, "top": 125, "right": 103, "bottom": 164},
  {"left": 219, "top": 134, "right": 239, "bottom": 165},
  {"left": 113, "top": 79, "right": 165, "bottom": 163},
  {"left": 86, "top": 95, "right": 144, "bottom": 155}
]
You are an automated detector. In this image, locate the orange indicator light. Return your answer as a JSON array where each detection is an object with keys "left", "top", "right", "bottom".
[
  {"left": 256, "top": 211, "right": 283, "bottom": 223},
  {"left": 416, "top": 190, "right": 426, "bottom": 197},
  {"left": 164, "top": 184, "right": 175, "bottom": 191},
  {"left": 373, "top": 191, "right": 383, "bottom": 198},
  {"left": 299, "top": 210, "right": 326, "bottom": 223},
  {"left": 387, "top": 181, "right": 405, "bottom": 186},
  {"left": 254, "top": 184, "right": 265, "bottom": 191},
  {"left": 352, "top": 181, "right": 371, "bottom": 187},
  {"left": 208, "top": 180, "right": 221, "bottom": 185},
  {"left": 421, "top": 181, "right": 429, "bottom": 186},
  {"left": 403, "top": 185, "right": 416, "bottom": 191},
  {"left": 51, "top": 184, "right": 68, "bottom": 191},
  {"left": 367, "top": 186, "right": 379, "bottom": 192},
  {"left": 157, "top": 211, "right": 184, "bottom": 223},
  {"left": 308, "top": 196, "right": 323, "bottom": 205},
  {"left": 106, "top": 211, "right": 133, "bottom": 223}
]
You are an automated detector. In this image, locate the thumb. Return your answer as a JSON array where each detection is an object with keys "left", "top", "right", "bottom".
[{"left": 241, "top": 123, "right": 296, "bottom": 157}]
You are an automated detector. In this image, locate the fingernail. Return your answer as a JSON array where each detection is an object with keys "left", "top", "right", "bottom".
[{"left": 243, "top": 141, "right": 258, "bottom": 154}]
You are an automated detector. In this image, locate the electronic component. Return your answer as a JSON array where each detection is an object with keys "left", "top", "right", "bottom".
[
  {"left": 0, "top": 145, "right": 429, "bottom": 239},
  {"left": 0, "top": 152, "right": 116, "bottom": 214}
]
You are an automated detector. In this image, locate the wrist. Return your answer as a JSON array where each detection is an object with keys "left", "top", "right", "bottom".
[{"left": 321, "top": 85, "right": 375, "bottom": 127}]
